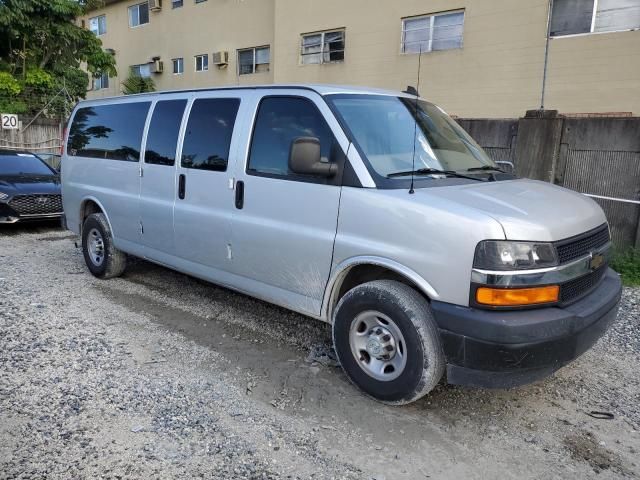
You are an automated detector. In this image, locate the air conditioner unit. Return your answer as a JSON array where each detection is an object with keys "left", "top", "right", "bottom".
[
  {"left": 150, "top": 60, "right": 164, "bottom": 73},
  {"left": 212, "top": 51, "right": 229, "bottom": 66},
  {"left": 149, "top": 0, "right": 162, "bottom": 11}
]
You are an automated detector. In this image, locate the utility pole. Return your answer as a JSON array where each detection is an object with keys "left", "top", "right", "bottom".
[{"left": 540, "top": 0, "right": 553, "bottom": 110}]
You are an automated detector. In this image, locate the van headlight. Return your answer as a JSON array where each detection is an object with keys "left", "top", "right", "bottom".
[
  {"left": 0, "top": 191, "right": 8, "bottom": 201},
  {"left": 473, "top": 240, "right": 558, "bottom": 270}
]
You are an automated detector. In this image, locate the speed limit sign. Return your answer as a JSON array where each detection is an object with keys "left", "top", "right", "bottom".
[{"left": 1, "top": 113, "right": 19, "bottom": 130}]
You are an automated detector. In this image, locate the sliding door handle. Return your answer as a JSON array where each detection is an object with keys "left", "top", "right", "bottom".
[
  {"left": 235, "top": 180, "right": 244, "bottom": 209},
  {"left": 178, "top": 174, "right": 186, "bottom": 200}
]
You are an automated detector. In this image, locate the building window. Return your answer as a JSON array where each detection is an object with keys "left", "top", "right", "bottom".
[
  {"left": 301, "top": 29, "right": 345, "bottom": 64},
  {"left": 195, "top": 54, "right": 209, "bottom": 72},
  {"left": 172, "top": 58, "right": 184, "bottom": 74},
  {"left": 131, "top": 64, "right": 152, "bottom": 78},
  {"left": 238, "top": 46, "right": 270, "bottom": 75},
  {"left": 401, "top": 11, "right": 464, "bottom": 53},
  {"left": 93, "top": 72, "right": 109, "bottom": 90},
  {"left": 128, "top": 2, "right": 150, "bottom": 27},
  {"left": 550, "top": 0, "right": 640, "bottom": 37},
  {"left": 89, "top": 15, "right": 107, "bottom": 36},
  {"left": 172, "top": 0, "right": 184, "bottom": 7}
]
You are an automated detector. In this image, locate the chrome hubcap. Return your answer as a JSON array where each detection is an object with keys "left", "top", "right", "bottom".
[
  {"left": 349, "top": 311, "right": 407, "bottom": 381},
  {"left": 88, "top": 228, "right": 105, "bottom": 267}
]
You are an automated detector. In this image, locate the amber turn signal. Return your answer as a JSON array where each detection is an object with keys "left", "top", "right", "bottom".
[{"left": 476, "top": 285, "right": 559, "bottom": 306}]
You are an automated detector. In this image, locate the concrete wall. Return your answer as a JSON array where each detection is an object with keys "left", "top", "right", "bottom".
[
  {"left": 559, "top": 118, "right": 640, "bottom": 248},
  {"left": 456, "top": 118, "right": 518, "bottom": 163}
]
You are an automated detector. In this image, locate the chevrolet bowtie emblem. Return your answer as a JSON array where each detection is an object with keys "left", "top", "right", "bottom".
[{"left": 589, "top": 252, "right": 605, "bottom": 271}]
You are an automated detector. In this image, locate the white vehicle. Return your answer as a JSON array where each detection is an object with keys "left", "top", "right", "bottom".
[{"left": 62, "top": 85, "right": 621, "bottom": 404}]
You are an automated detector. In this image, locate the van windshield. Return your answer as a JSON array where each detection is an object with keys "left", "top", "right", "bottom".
[{"left": 328, "top": 94, "right": 495, "bottom": 179}]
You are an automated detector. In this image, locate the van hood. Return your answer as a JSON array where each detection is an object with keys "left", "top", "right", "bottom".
[{"left": 420, "top": 179, "right": 607, "bottom": 242}]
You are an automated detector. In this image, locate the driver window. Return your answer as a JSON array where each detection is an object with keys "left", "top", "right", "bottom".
[{"left": 247, "top": 97, "right": 335, "bottom": 178}]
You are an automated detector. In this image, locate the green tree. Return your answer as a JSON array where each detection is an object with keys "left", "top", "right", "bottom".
[{"left": 0, "top": 0, "right": 116, "bottom": 117}]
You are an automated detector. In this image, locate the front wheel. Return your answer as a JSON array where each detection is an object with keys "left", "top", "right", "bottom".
[
  {"left": 81, "top": 213, "right": 127, "bottom": 279},
  {"left": 332, "top": 280, "right": 445, "bottom": 405}
]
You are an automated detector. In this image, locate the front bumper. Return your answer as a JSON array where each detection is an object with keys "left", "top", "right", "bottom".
[
  {"left": 0, "top": 202, "right": 63, "bottom": 224},
  {"left": 431, "top": 268, "right": 622, "bottom": 388},
  {"left": 0, "top": 213, "right": 64, "bottom": 223}
]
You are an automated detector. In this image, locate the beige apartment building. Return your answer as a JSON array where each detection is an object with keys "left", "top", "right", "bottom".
[{"left": 82, "top": 0, "right": 640, "bottom": 118}]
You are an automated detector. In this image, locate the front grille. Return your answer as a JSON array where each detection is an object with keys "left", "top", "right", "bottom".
[
  {"left": 555, "top": 224, "right": 610, "bottom": 264},
  {"left": 8, "top": 194, "right": 63, "bottom": 216},
  {"left": 560, "top": 266, "right": 607, "bottom": 304}
]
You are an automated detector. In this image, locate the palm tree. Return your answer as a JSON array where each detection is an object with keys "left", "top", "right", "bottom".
[{"left": 121, "top": 74, "right": 155, "bottom": 95}]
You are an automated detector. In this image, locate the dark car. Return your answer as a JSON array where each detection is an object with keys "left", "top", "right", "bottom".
[{"left": 0, "top": 150, "right": 63, "bottom": 224}]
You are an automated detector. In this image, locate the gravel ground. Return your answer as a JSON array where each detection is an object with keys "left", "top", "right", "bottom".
[{"left": 1, "top": 224, "right": 639, "bottom": 479}]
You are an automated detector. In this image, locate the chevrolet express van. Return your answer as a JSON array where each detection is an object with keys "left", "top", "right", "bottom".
[{"left": 62, "top": 85, "right": 621, "bottom": 404}]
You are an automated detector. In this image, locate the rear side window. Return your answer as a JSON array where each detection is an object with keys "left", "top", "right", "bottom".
[
  {"left": 67, "top": 102, "right": 151, "bottom": 161},
  {"left": 181, "top": 98, "right": 240, "bottom": 172},
  {"left": 248, "top": 97, "right": 335, "bottom": 177},
  {"left": 145, "top": 100, "right": 187, "bottom": 166}
]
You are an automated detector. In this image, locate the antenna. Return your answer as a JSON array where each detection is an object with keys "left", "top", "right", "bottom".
[{"left": 408, "top": 44, "right": 423, "bottom": 195}]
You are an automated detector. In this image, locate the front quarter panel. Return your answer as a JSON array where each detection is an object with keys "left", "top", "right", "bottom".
[{"left": 332, "top": 187, "right": 506, "bottom": 308}]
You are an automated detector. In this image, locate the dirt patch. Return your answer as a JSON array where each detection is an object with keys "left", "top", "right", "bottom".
[{"left": 564, "top": 430, "right": 632, "bottom": 476}]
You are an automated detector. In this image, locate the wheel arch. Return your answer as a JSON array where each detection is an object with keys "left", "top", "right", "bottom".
[
  {"left": 322, "top": 256, "right": 439, "bottom": 323},
  {"left": 78, "top": 196, "right": 113, "bottom": 236}
]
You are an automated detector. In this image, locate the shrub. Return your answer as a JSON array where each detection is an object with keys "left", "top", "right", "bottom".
[
  {"left": 0, "top": 71, "right": 21, "bottom": 96},
  {"left": 611, "top": 248, "right": 640, "bottom": 286}
]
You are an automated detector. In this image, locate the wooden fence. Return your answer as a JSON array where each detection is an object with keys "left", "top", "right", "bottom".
[{"left": 0, "top": 117, "right": 63, "bottom": 168}]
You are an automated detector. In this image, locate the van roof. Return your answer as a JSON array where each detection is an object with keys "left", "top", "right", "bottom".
[{"left": 78, "top": 84, "right": 417, "bottom": 105}]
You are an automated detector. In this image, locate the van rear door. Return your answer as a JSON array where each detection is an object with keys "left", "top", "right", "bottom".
[{"left": 229, "top": 91, "right": 347, "bottom": 317}]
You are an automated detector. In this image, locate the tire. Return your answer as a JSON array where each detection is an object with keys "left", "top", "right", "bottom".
[
  {"left": 332, "top": 280, "right": 445, "bottom": 405},
  {"left": 81, "top": 213, "right": 127, "bottom": 279}
]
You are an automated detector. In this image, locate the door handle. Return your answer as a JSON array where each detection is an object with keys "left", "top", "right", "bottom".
[
  {"left": 178, "top": 174, "right": 186, "bottom": 200},
  {"left": 235, "top": 180, "right": 244, "bottom": 209}
]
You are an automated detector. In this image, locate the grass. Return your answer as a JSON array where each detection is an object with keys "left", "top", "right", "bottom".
[{"left": 611, "top": 248, "right": 640, "bottom": 286}]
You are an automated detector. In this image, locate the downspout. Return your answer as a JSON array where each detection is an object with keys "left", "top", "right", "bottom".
[{"left": 540, "top": 0, "right": 553, "bottom": 109}]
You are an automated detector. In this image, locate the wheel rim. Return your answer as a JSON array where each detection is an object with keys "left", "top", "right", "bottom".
[
  {"left": 87, "top": 228, "right": 105, "bottom": 267},
  {"left": 349, "top": 310, "right": 407, "bottom": 381}
]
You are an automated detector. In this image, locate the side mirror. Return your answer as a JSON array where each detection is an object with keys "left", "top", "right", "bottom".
[
  {"left": 288, "top": 137, "right": 337, "bottom": 178},
  {"left": 495, "top": 160, "right": 515, "bottom": 174}
]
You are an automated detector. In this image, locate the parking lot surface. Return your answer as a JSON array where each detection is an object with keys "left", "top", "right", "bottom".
[{"left": 1, "top": 225, "right": 639, "bottom": 479}]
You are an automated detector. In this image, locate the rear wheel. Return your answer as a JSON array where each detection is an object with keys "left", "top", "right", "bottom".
[
  {"left": 332, "top": 280, "right": 444, "bottom": 405},
  {"left": 81, "top": 213, "right": 126, "bottom": 279}
]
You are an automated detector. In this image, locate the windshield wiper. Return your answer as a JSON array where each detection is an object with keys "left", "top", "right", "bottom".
[
  {"left": 387, "top": 167, "right": 485, "bottom": 181},
  {"left": 466, "top": 165, "right": 505, "bottom": 173}
]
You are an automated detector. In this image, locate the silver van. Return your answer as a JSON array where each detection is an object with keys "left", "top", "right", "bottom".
[{"left": 62, "top": 85, "right": 621, "bottom": 404}]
